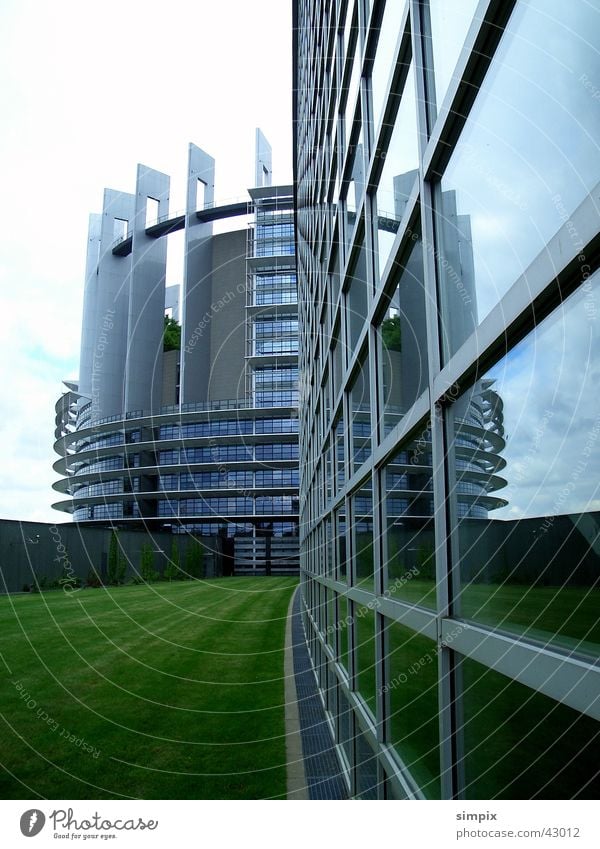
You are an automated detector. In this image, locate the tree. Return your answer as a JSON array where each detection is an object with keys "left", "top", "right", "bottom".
[
  {"left": 185, "top": 540, "right": 204, "bottom": 580},
  {"left": 163, "top": 316, "right": 181, "bottom": 351},
  {"left": 108, "top": 531, "right": 127, "bottom": 585},
  {"left": 107, "top": 531, "right": 119, "bottom": 585},
  {"left": 140, "top": 544, "right": 158, "bottom": 583},
  {"left": 164, "top": 539, "right": 181, "bottom": 581},
  {"left": 381, "top": 315, "right": 402, "bottom": 352}
]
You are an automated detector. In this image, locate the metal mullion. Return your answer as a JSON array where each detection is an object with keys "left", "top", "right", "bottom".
[{"left": 444, "top": 619, "right": 600, "bottom": 721}]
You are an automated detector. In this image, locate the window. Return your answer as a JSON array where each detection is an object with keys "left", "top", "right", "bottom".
[
  {"left": 449, "top": 274, "right": 600, "bottom": 657},
  {"left": 438, "top": 0, "right": 600, "bottom": 358}
]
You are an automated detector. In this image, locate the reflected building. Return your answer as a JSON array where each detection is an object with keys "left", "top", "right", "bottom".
[
  {"left": 53, "top": 132, "right": 300, "bottom": 573},
  {"left": 295, "top": 0, "right": 600, "bottom": 799}
]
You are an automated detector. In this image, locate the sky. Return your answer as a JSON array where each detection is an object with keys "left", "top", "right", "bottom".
[{"left": 0, "top": 0, "right": 293, "bottom": 523}]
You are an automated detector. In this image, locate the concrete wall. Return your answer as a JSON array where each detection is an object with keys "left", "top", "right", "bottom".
[
  {"left": 0, "top": 520, "right": 221, "bottom": 594},
  {"left": 181, "top": 144, "right": 215, "bottom": 404},
  {"left": 208, "top": 229, "right": 248, "bottom": 402},
  {"left": 78, "top": 213, "right": 102, "bottom": 403},
  {"left": 125, "top": 164, "right": 170, "bottom": 415},
  {"left": 91, "top": 190, "right": 135, "bottom": 422}
]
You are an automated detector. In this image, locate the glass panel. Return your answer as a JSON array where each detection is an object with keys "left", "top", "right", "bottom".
[
  {"left": 325, "top": 512, "right": 334, "bottom": 576},
  {"left": 339, "top": 595, "right": 350, "bottom": 672},
  {"left": 459, "top": 656, "right": 600, "bottom": 799},
  {"left": 377, "top": 233, "right": 428, "bottom": 436},
  {"left": 338, "top": 689, "right": 353, "bottom": 766},
  {"left": 334, "top": 416, "right": 346, "bottom": 496},
  {"left": 345, "top": 239, "right": 368, "bottom": 348},
  {"left": 331, "top": 321, "right": 343, "bottom": 399},
  {"left": 355, "top": 604, "right": 377, "bottom": 716},
  {"left": 384, "top": 433, "right": 436, "bottom": 610},
  {"left": 386, "top": 622, "right": 441, "bottom": 797},
  {"left": 325, "top": 587, "right": 335, "bottom": 649},
  {"left": 374, "top": 62, "right": 418, "bottom": 277},
  {"left": 353, "top": 481, "right": 374, "bottom": 590},
  {"left": 349, "top": 354, "right": 372, "bottom": 473},
  {"left": 343, "top": 42, "right": 361, "bottom": 149},
  {"left": 355, "top": 729, "right": 379, "bottom": 799},
  {"left": 370, "top": 0, "right": 407, "bottom": 132},
  {"left": 345, "top": 141, "right": 365, "bottom": 243},
  {"left": 336, "top": 506, "right": 348, "bottom": 582},
  {"left": 438, "top": 0, "right": 600, "bottom": 358},
  {"left": 450, "top": 274, "right": 600, "bottom": 657},
  {"left": 427, "top": 0, "right": 480, "bottom": 114}
]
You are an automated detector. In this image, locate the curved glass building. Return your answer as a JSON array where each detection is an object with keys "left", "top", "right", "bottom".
[{"left": 53, "top": 132, "right": 299, "bottom": 573}]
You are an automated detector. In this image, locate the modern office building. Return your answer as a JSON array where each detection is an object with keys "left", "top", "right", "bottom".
[
  {"left": 53, "top": 132, "right": 300, "bottom": 573},
  {"left": 294, "top": 0, "right": 600, "bottom": 798}
]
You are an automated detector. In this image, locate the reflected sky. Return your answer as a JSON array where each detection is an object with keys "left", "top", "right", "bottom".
[
  {"left": 440, "top": 0, "right": 600, "bottom": 341},
  {"left": 481, "top": 270, "right": 599, "bottom": 520}
]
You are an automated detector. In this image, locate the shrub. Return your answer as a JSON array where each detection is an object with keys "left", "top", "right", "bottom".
[
  {"left": 140, "top": 544, "right": 159, "bottom": 583},
  {"left": 185, "top": 540, "right": 204, "bottom": 580},
  {"left": 164, "top": 540, "right": 181, "bottom": 581},
  {"left": 108, "top": 531, "right": 127, "bottom": 585}
]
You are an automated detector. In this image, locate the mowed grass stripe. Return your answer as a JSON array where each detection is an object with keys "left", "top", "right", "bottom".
[{"left": 0, "top": 577, "right": 297, "bottom": 799}]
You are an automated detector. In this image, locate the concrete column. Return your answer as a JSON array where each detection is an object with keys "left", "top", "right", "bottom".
[
  {"left": 180, "top": 143, "right": 215, "bottom": 405},
  {"left": 90, "top": 189, "right": 135, "bottom": 423},
  {"left": 78, "top": 213, "right": 102, "bottom": 403},
  {"left": 124, "top": 164, "right": 170, "bottom": 415}
]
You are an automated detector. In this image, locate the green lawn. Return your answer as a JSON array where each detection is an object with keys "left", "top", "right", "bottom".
[{"left": 0, "top": 578, "right": 297, "bottom": 800}]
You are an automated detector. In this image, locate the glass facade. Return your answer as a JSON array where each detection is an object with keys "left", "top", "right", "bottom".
[{"left": 295, "top": 0, "right": 600, "bottom": 798}]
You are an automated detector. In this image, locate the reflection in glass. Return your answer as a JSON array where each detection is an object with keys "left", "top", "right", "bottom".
[
  {"left": 343, "top": 46, "right": 361, "bottom": 152},
  {"left": 353, "top": 481, "right": 374, "bottom": 589},
  {"left": 386, "top": 622, "right": 441, "bottom": 797},
  {"left": 339, "top": 595, "right": 350, "bottom": 671},
  {"left": 346, "top": 240, "right": 368, "bottom": 349},
  {"left": 377, "top": 233, "right": 428, "bottom": 436},
  {"left": 451, "top": 274, "right": 600, "bottom": 656},
  {"left": 355, "top": 730, "right": 378, "bottom": 799},
  {"left": 427, "top": 0, "right": 480, "bottom": 114},
  {"left": 336, "top": 506, "right": 347, "bottom": 582},
  {"left": 370, "top": 0, "right": 408, "bottom": 132},
  {"left": 338, "top": 689, "right": 353, "bottom": 766},
  {"left": 345, "top": 142, "right": 364, "bottom": 249},
  {"left": 334, "top": 416, "right": 345, "bottom": 496},
  {"left": 459, "top": 657, "right": 600, "bottom": 799},
  {"left": 350, "top": 354, "right": 372, "bottom": 473},
  {"left": 374, "top": 62, "right": 418, "bottom": 277},
  {"left": 439, "top": 0, "right": 600, "bottom": 357},
  {"left": 355, "top": 605, "right": 376, "bottom": 716},
  {"left": 384, "top": 435, "right": 436, "bottom": 610}
]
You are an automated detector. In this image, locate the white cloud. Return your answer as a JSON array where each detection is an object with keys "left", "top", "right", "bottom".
[{"left": 0, "top": 0, "right": 293, "bottom": 522}]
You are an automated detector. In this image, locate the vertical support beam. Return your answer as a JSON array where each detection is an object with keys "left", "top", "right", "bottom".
[
  {"left": 91, "top": 190, "right": 135, "bottom": 423},
  {"left": 125, "top": 164, "right": 170, "bottom": 415},
  {"left": 180, "top": 143, "right": 215, "bottom": 405},
  {"left": 78, "top": 213, "right": 102, "bottom": 403}
]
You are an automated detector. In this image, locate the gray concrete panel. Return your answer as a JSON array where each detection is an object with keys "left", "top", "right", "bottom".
[
  {"left": 125, "top": 165, "right": 170, "bottom": 415},
  {"left": 207, "top": 229, "right": 248, "bottom": 402},
  {"left": 78, "top": 213, "right": 102, "bottom": 402},
  {"left": 91, "top": 189, "right": 135, "bottom": 423},
  {"left": 181, "top": 144, "right": 215, "bottom": 404}
]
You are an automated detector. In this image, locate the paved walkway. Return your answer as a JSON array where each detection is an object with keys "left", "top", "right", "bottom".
[{"left": 286, "top": 587, "right": 348, "bottom": 800}]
